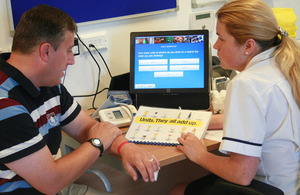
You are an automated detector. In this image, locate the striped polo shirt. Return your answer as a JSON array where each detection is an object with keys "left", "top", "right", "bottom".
[{"left": 0, "top": 53, "right": 81, "bottom": 194}]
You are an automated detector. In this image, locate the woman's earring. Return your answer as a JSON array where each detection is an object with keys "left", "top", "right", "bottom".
[{"left": 245, "top": 52, "right": 249, "bottom": 55}]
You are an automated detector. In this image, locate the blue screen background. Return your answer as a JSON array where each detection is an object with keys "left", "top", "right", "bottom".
[{"left": 134, "top": 39, "right": 205, "bottom": 89}]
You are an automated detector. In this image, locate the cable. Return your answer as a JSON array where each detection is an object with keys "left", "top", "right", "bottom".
[
  {"left": 72, "top": 87, "right": 109, "bottom": 98},
  {"left": 75, "top": 33, "right": 101, "bottom": 109},
  {"left": 118, "top": 103, "right": 134, "bottom": 134},
  {"left": 118, "top": 103, "right": 134, "bottom": 121},
  {"left": 62, "top": 69, "right": 67, "bottom": 84},
  {"left": 89, "top": 44, "right": 113, "bottom": 79}
]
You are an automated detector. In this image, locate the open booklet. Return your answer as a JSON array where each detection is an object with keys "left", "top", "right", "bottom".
[{"left": 125, "top": 106, "right": 212, "bottom": 146}]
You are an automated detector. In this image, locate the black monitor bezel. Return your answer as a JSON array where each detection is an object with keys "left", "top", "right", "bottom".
[{"left": 129, "top": 29, "right": 210, "bottom": 95}]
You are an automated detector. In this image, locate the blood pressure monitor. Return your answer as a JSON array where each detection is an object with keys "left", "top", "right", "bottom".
[{"left": 99, "top": 105, "right": 137, "bottom": 127}]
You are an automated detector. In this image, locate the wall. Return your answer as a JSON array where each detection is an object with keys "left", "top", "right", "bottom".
[{"left": 0, "top": 0, "right": 299, "bottom": 110}]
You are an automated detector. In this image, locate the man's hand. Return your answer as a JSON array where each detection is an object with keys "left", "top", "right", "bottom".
[
  {"left": 88, "top": 122, "right": 122, "bottom": 151},
  {"left": 119, "top": 143, "right": 160, "bottom": 182}
]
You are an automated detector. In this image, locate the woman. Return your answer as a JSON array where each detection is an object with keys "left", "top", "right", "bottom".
[{"left": 170, "top": 0, "right": 300, "bottom": 194}]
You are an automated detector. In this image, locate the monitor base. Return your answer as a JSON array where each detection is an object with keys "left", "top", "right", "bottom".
[{"left": 135, "top": 93, "right": 210, "bottom": 110}]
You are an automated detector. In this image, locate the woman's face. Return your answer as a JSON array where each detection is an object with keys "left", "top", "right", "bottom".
[{"left": 213, "top": 20, "right": 248, "bottom": 71}]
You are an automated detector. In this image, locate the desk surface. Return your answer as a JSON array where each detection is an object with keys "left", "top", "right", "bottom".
[
  {"left": 106, "top": 128, "right": 220, "bottom": 167},
  {"left": 84, "top": 110, "right": 220, "bottom": 168},
  {"left": 132, "top": 138, "right": 219, "bottom": 166}
]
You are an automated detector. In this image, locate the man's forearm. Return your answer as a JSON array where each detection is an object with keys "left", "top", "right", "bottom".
[{"left": 109, "top": 135, "right": 129, "bottom": 155}]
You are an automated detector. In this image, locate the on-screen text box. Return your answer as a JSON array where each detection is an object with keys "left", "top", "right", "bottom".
[
  {"left": 170, "top": 65, "right": 199, "bottom": 71},
  {"left": 170, "top": 58, "right": 199, "bottom": 64},
  {"left": 139, "top": 66, "right": 168, "bottom": 71},
  {"left": 139, "top": 59, "right": 168, "bottom": 65},
  {"left": 154, "top": 71, "right": 183, "bottom": 78}
]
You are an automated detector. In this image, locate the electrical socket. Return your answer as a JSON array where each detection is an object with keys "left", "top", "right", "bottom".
[{"left": 82, "top": 34, "right": 107, "bottom": 51}]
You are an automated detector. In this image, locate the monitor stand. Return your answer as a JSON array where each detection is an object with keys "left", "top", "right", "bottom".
[{"left": 135, "top": 93, "right": 210, "bottom": 110}]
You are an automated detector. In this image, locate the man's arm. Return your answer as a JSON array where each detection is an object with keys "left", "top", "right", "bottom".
[
  {"left": 109, "top": 135, "right": 160, "bottom": 182},
  {"left": 6, "top": 110, "right": 121, "bottom": 194},
  {"left": 72, "top": 110, "right": 161, "bottom": 183},
  {"left": 63, "top": 110, "right": 121, "bottom": 149}
]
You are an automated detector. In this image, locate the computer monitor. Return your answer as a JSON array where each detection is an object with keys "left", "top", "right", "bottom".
[{"left": 130, "top": 30, "right": 211, "bottom": 110}]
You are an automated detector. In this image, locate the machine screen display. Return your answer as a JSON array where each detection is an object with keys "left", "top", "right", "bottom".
[{"left": 113, "top": 110, "right": 123, "bottom": 119}]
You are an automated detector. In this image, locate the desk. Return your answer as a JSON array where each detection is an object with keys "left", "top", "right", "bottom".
[
  {"left": 62, "top": 111, "right": 221, "bottom": 194},
  {"left": 94, "top": 127, "right": 220, "bottom": 174},
  {"left": 137, "top": 138, "right": 219, "bottom": 166},
  {"left": 61, "top": 127, "right": 220, "bottom": 173},
  {"left": 61, "top": 110, "right": 220, "bottom": 173}
]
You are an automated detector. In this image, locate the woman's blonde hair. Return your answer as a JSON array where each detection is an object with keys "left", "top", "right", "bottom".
[{"left": 217, "top": 0, "right": 300, "bottom": 108}]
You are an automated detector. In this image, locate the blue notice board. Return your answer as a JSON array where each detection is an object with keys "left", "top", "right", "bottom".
[{"left": 8, "top": 0, "right": 178, "bottom": 29}]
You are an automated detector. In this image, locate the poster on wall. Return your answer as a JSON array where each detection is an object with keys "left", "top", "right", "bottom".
[{"left": 7, "top": 0, "right": 178, "bottom": 34}]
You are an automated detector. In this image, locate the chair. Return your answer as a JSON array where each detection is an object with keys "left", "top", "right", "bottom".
[
  {"left": 214, "top": 178, "right": 284, "bottom": 195},
  {"left": 60, "top": 133, "right": 112, "bottom": 192}
]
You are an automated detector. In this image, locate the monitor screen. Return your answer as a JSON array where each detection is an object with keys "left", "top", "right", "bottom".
[
  {"left": 129, "top": 30, "right": 210, "bottom": 110},
  {"left": 130, "top": 30, "right": 209, "bottom": 94}
]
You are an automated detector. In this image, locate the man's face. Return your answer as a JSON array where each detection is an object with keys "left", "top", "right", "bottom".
[{"left": 46, "top": 31, "right": 75, "bottom": 86}]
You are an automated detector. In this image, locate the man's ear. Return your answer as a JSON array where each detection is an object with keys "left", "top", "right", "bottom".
[
  {"left": 244, "top": 38, "right": 256, "bottom": 56},
  {"left": 39, "top": 42, "right": 51, "bottom": 62}
]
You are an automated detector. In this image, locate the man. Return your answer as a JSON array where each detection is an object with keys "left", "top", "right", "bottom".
[{"left": 0, "top": 4, "right": 159, "bottom": 194}]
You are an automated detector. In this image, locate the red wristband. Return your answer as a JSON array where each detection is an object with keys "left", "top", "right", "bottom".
[{"left": 117, "top": 141, "right": 129, "bottom": 155}]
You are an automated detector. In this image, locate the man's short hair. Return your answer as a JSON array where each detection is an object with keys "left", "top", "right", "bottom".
[{"left": 11, "top": 4, "right": 78, "bottom": 54}]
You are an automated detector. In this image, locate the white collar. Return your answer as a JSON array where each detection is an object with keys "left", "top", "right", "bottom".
[{"left": 245, "top": 47, "right": 276, "bottom": 70}]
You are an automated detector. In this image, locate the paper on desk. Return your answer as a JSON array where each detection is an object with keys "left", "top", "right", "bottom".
[{"left": 204, "top": 130, "right": 223, "bottom": 142}]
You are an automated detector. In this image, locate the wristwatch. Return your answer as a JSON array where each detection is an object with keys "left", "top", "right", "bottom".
[{"left": 87, "top": 138, "right": 104, "bottom": 157}]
